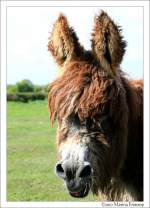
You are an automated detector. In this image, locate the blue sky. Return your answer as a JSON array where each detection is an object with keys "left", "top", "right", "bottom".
[{"left": 7, "top": 7, "right": 143, "bottom": 85}]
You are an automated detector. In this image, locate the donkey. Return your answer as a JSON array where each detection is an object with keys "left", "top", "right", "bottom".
[{"left": 48, "top": 11, "right": 143, "bottom": 201}]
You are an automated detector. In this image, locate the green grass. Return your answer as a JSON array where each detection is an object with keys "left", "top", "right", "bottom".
[{"left": 7, "top": 101, "right": 96, "bottom": 201}]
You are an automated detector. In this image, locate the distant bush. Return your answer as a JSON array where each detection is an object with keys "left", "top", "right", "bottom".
[
  {"left": 17, "top": 80, "right": 34, "bottom": 92},
  {"left": 34, "top": 85, "right": 46, "bottom": 93},
  {"left": 7, "top": 84, "right": 17, "bottom": 94},
  {"left": 7, "top": 92, "right": 46, "bottom": 102},
  {"left": 44, "top": 84, "right": 49, "bottom": 93},
  {"left": 7, "top": 93, "right": 19, "bottom": 101},
  {"left": 34, "top": 85, "right": 42, "bottom": 92},
  {"left": 7, "top": 80, "right": 49, "bottom": 102}
]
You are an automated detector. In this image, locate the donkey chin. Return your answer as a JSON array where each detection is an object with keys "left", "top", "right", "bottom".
[{"left": 67, "top": 177, "right": 92, "bottom": 198}]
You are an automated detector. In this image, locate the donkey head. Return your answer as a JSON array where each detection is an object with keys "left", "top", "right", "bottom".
[{"left": 48, "top": 11, "right": 128, "bottom": 198}]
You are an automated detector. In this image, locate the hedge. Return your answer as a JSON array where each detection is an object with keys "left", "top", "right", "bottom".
[{"left": 7, "top": 92, "right": 47, "bottom": 102}]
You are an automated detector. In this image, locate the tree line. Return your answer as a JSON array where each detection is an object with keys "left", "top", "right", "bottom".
[{"left": 7, "top": 79, "right": 49, "bottom": 102}]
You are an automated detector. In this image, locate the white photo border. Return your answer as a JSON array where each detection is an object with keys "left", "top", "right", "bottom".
[{"left": 0, "top": 1, "right": 149, "bottom": 208}]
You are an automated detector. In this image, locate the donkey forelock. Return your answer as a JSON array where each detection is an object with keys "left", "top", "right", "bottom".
[{"left": 48, "top": 63, "right": 125, "bottom": 122}]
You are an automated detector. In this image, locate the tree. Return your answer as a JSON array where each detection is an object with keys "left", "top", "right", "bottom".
[{"left": 17, "top": 79, "right": 34, "bottom": 92}]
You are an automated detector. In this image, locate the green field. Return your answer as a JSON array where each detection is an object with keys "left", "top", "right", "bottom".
[{"left": 7, "top": 101, "right": 96, "bottom": 201}]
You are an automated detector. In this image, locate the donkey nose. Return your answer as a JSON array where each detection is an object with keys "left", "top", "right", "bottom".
[{"left": 55, "top": 161, "right": 92, "bottom": 180}]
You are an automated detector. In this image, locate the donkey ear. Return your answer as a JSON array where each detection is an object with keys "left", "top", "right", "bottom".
[
  {"left": 91, "top": 11, "right": 126, "bottom": 75},
  {"left": 48, "top": 14, "right": 84, "bottom": 66}
]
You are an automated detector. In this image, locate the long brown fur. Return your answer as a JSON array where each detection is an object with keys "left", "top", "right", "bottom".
[{"left": 48, "top": 11, "right": 143, "bottom": 201}]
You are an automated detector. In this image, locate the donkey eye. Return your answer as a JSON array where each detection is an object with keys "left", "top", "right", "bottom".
[
  {"left": 68, "top": 114, "right": 81, "bottom": 128},
  {"left": 100, "top": 114, "right": 114, "bottom": 141},
  {"left": 85, "top": 118, "right": 92, "bottom": 129},
  {"left": 100, "top": 114, "right": 111, "bottom": 132}
]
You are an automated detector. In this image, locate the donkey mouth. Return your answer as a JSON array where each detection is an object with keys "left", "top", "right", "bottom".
[{"left": 69, "top": 182, "right": 91, "bottom": 198}]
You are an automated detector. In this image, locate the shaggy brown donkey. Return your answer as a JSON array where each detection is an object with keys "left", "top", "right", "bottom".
[{"left": 48, "top": 11, "right": 143, "bottom": 201}]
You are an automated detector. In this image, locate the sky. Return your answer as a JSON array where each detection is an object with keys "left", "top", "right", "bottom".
[{"left": 7, "top": 6, "right": 143, "bottom": 85}]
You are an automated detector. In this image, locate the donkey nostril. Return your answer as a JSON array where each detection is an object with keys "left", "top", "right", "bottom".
[
  {"left": 55, "top": 163, "right": 65, "bottom": 179},
  {"left": 79, "top": 165, "right": 92, "bottom": 178},
  {"left": 56, "top": 163, "right": 64, "bottom": 173}
]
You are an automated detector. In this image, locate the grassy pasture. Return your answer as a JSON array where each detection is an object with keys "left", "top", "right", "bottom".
[{"left": 7, "top": 101, "right": 96, "bottom": 201}]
